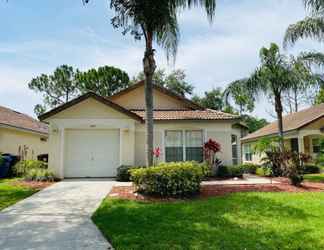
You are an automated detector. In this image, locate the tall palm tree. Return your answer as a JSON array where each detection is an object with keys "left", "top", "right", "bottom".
[
  {"left": 242, "top": 43, "right": 312, "bottom": 152},
  {"left": 105, "top": 0, "right": 216, "bottom": 166}
]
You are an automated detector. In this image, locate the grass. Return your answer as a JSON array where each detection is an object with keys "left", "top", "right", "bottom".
[
  {"left": 0, "top": 178, "right": 37, "bottom": 211},
  {"left": 93, "top": 193, "right": 324, "bottom": 250},
  {"left": 304, "top": 173, "right": 324, "bottom": 183}
]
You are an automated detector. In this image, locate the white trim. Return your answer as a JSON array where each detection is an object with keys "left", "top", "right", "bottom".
[
  {"left": 0, "top": 124, "right": 48, "bottom": 137},
  {"left": 183, "top": 129, "right": 186, "bottom": 161},
  {"left": 119, "top": 129, "right": 123, "bottom": 166},
  {"left": 60, "top": 128, "right": 65, "bottom": 178},
  {"left": 162, "top": 129, "right": 166, "bottom": 162}
]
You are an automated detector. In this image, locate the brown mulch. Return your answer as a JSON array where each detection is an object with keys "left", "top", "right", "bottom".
[
  {"left": 11, "top": 180, "right": 55, "bottom": 190},
  {"left": 108, "top": 178, "right": 324, "bottom": 202}
]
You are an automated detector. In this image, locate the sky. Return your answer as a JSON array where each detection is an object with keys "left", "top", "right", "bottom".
[{"left": 0, "top": 0, "right": 322, "bottom": 120}]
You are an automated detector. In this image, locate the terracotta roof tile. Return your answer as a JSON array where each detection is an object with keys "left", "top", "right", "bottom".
[
  {"left": 131, "top": 109, "right": 239, "bottom": 120},
  {"left": 0, "top": 106, "right": 48, "bottom": 135},
  {"left": 242, "top": 103, "right": 324, "bottom": 142}
]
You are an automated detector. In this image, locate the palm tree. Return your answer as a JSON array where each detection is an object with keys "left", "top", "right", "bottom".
[
  {"left": 242, "top": 43, "right": 312, "bottom": 152},
  {"left": 284, "top": 0, "right": 324, "bottom": 46},
  {"left": 104, "top": 1, "right": 216, "bottom": 166}
]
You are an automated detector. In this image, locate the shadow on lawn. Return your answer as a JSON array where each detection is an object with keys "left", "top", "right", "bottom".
[{"left": 93, "top": 193, "right": 323, "bottom": 250}]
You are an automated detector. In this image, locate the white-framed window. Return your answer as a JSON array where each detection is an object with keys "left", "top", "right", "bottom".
[
  {"left": 232, "top": 135, "right": 238, "bottom": 165},
  {"left": 244, "top": 144, "right": 252, "bottom": 162},
  {"left": 312, "top": 138, "right": 322, "bottom": 154},
  {"left": 165, "top": 130, "right": 203, "bottom": 162}
]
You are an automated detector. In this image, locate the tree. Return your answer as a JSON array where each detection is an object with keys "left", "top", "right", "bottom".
[
  {"left": 244, "top": 43, "right": 312, "bottom": 152},
  {"left": 241, "top": 115, "right": 268, "bottom": 133},
  {"left": 192, "top": 88, "right": 225, "bottom": 111},
  {"left": 224, "top": 79, "right": 255, "bottom": 114},
  {"left": 76, "top": 66, "right": 130, "bottom": 96},
  {"left": 99, "top": 0, "right": 217, "bottom": 166},
  {"left": 28, "top": 65, "right": 80, "bottom": 116},
  {"left": 131, "top": 68, "right": 194, "bottom": 96}
]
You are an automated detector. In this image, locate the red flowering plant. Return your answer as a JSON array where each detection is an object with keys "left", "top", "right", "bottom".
[
  {"left": 153, "top": 147, "right": 161, "bottom": 166},
  {"left": 203, "top": 139, "right": 222, "bottom": 175}
]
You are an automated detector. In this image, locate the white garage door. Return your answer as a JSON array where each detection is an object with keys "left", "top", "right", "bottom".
[{"left": 64, "top": 129, "right": 120, "bottom": 178}]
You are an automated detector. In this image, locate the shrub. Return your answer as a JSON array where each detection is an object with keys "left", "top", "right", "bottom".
[
  {"left": 304, "top": 164, "right": 321, "bottom": 174},
  {"left": 116, "top": 165, "right": 141, "bottom": 182},
  {"left": 130, "top": 162, "right": 206, "bottom": 197},
  {"left": 24, "top": 168, "right": 56, "bottom": 182},
  {"left": 216, "top": 165, "right": 244, "bottom": 178},
  {"left": 255, "top": 167, "right": 271, "bottom": 177},
  {"left": 13, "top": 160, "right": 48, "bottom": 177},
  {"left": 241, "top": 163, "right": 260, "bottom": 174}
]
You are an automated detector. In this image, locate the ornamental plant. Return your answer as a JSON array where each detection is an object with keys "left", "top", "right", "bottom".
[
  {"left": 203, "top": 139, "right": 221, "bottom": 175},
  {"left": 152, "top": 147, "right": 161, "bottom": 166}
]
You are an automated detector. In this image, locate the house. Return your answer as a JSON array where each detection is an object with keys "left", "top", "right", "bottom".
[
  {"left": 241, "top": 103, "right": 324, "bottom": 164},
  {"left": 0, "top": 105, "right": 48, "bottom": 159},
  {"left": 39, "top": 81, "right": 247, "bottom": 179}
]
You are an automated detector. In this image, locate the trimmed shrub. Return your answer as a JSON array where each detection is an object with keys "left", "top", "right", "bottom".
[
  {"left": 116, "top": 165, "right": 141, "bottom": 182},
  {"left": 241, "top": 163, "right": 260, "bottom": 174},
  {"left": 255, "top": 167, "right": 271, "bottom": 177},
  {"left": 13, "top": 160, "right": 47, "bottom": 177},
  {"left": 130, "top": 162, "right": 206, "bottom": 197},
  {"left": 304, "top": 164, "right": 321, "bottom": 174},
  {"left": 24, "top": 168, "right": 56, "bottom": 182},
  {"left": 216, "top": 165, "right": 244, "bottom": 178}
]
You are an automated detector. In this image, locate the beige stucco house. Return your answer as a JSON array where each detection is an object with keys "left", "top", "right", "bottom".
[
  {"left": 40, "top": 81, "right": 247, "bottom": 179},
  {"left": 241, "top": 103, "right": 324, "bottom": 164},
  {"left": 0, "top": 105, "right": 48, "bottom": 159}
]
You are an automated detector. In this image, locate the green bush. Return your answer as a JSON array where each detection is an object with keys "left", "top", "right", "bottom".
[
  {"left": 116, "top": 165, "right": 141, "bottom": 182},
  {"left": 130, "top": 162, "right": 206, "bottom": 197},
  {"left": 255, "top": 167, "right": 271, "bottom": 177},
  {"left": 0, "top": 154, "right": 4, "bottom": 166},
  {"left": 13, "top": 160, "right": 48, "bottom": 177},
  {"left": 304, "top": 164, "right": 321, "bottom": 174},
  {"left": 241, "top": 163, "right": 260, "bottom": 174},
  {"left": 24, "top": 168, "right": 56, "bottom": 182},
  {"left": 217, "top": 165, "right": 244, "bottom": 178}
]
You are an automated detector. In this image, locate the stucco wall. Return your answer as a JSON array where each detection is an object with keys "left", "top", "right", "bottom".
[
  {"left": 0, "top": 127, "right": 48, "bottom": 159},
  {"left": 111, "top": 85, "right": 190, "bottom": 110}
]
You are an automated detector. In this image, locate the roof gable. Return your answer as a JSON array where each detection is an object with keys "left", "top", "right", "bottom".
[
  {"left": 39, "top": 92, "right": 143, "bottom": 122},
  {"left": 109, "top": 81, "right": 203, "bottom": 110}
]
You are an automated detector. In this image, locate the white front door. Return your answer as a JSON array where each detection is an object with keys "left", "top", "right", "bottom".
[{"left": 64, "top": 129, "right": 120, "bottom": 178}]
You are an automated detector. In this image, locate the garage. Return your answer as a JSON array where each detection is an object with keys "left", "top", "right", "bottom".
[{"left": 64, "top": 129, "right": 120, "bottom": 178}]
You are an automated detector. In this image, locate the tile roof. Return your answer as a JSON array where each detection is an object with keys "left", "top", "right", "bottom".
[
  {"left": 0, "top": 106, "right": 48, "bottom": 135},
  {"left": 242, "top": 103, "right": 324, "bottom": 142},
  {"left": 131, "top": 109, "right": 240, "bottom": 121}
]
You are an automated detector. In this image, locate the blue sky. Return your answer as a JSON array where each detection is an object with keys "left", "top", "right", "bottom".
[{"left": 0, "top": 0, "right": 322, "bottom": 120}]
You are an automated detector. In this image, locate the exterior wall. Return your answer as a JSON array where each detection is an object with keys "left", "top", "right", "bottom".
[
  {"left": 0, "top": 127, "right": 48, "bottom": 159},
  {"left": 302, "top": 117, "right": 324, "bottom": 130},
  {"left": 111, "top": 85, "right": 190, "bottom": 110},
  {"left": 134, "top": 121, "right": 243, "bottom": 166}
]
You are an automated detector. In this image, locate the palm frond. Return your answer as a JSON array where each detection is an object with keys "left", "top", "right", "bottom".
[
  {"left": 304, "top": 0, "right": 324, "bottom": 14},
  {"left": 298, "top": 51, "right": 324, "bottom": 67},
  {"left": 284, "top": 16, "right": 324, "bottom": 47}
]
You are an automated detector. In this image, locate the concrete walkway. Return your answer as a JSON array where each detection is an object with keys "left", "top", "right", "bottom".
[
  {"left": 0, "top": 179, "right": 115, "bottom": 250},
  {"left": 202, "top": 175, "right": 279, "bottom": 185}
]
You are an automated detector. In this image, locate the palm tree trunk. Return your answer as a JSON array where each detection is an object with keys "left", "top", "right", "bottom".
[
  {"left": 274, "top": 94, "right": 285, "bottom": 152},
  {"left": 143, "top": 35, "right": 156, "bottom": 167}
]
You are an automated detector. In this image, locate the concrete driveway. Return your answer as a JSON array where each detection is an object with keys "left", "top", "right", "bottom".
[{"left": 0, "top": 179, "right": 116, "bottom": 250}]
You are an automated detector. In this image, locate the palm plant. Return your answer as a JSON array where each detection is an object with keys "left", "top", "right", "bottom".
[
  {"left": 95, "top": 0, "right": 216, "bottom": 166},
  {"left": 242, "top": 43, "right": 313, "bottom": 152}
]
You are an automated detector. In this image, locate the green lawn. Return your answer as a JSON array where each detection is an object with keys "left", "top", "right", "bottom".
[
  {"left": 0, "top": 178, "right": 37, "bottom": 211},
  {"left": 93, "top": 193, "right": 324, "bottom": 250},
  {"left": 304, "top": 173, "right": 324, "bottom": 183}
]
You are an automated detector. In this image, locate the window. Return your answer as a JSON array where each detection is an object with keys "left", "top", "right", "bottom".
[
  {"left": 165, "top": 131, "right": 183, "bottom": 162},
  {"left": 232, "top": 135, "right": 238, "bottom": 165},
  {"left": 312, "top": 138, "right": 322, "bottom": 154},
  {"left": 186, "top": 131, "right": 203, "bottom": 162},
  {"left": 165, "top": 130, "right": 203, "bottom": 162},
  {"left": 244, "top": 144, "right": 252, "bottom": 161}
]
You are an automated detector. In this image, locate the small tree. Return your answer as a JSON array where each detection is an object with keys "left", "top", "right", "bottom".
[{"left": 203, "top": 139, "right": 221, "bottom": 176}]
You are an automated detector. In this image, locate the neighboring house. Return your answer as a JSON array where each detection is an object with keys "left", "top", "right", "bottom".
[
  {"left": 241, "top": 103, "right": 324, "bottom": 164},
  {"left": 39, "top": 81, "right": 247, "bottom": 179},
  {"left": 0, "top": 105, "right": 48, "bottom": 159}
]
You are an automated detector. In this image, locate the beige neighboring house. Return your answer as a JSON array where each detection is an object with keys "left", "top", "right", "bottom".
[
  {"left": 241, "top": 103, "right": 324, "bottom": 164},
  {"left": 0, "top": 105, "right": 49, "bottom": 159},
  {"left": 39, "top": 81, "right": 247, "bottom": 179}
]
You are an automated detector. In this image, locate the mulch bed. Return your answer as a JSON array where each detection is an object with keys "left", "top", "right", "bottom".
[
  {"left": 11, "top": 180, "right": 54, "bottom": 190},
  {"left": 108, "top": 178, "right": 324, "bottom": 202}
]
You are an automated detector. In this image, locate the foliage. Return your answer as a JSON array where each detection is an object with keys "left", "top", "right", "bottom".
[
  {"left": 93, "top": 192, "right": 324, "bottom": 250},
  {"left": 304, "top": 173, "right": 324, "bottom": 183},
  {"left": 28, "top": 65, "right": 80, "bottom": 116},
  {"left": 192, "top": 88, "right": 226, "bottom": 111},
  {"left": 24, "top": 169, "right": 56, "bottom": 182},
  {"left": 76, "top": 66, "right": 130, "bottom": 96},
  {"left": 304, "top": 164, "right": 321, "bottom": 174},
  {"left": 241, "top": 115, "right": 269, "bottom": 133},
  {"left": 131, "top": 68, "right": 194, "bottom": 96},
  {"left": 255, "top": 167, "right": 272, "bottom": 177},
  {"left": 203, "top": 139, "right": 221, "bottom": 174},
  {"left": 240, "top": 163, "right": 261, "bottom": 174},
  {"left": 0, "top": 154, "right": 4, "bottom": 166},
  {"left": 130, "top": 162, "right": 207, "bottom": 197},
  {"left": 216, "top": 165, "right": 244, "bottom": 178},
  {"left": 315, "top": 87, "right": 324, "bottom": 104},
  {"left": 13, "top": 160, "right": 48, "bottom": 177},
  {"left": 116, "top": 165, "right": 141, "bottom": 182}
]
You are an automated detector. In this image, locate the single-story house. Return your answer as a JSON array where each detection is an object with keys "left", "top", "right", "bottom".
[
  {"left": 39, "top": 81, "right": 248, "bottom": 179},
  {"left": 241, "top": 103, "right": 324, "bottom": 164},
  {"left": 0, "top": 105, "right": 48, "bottom": 159}
]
